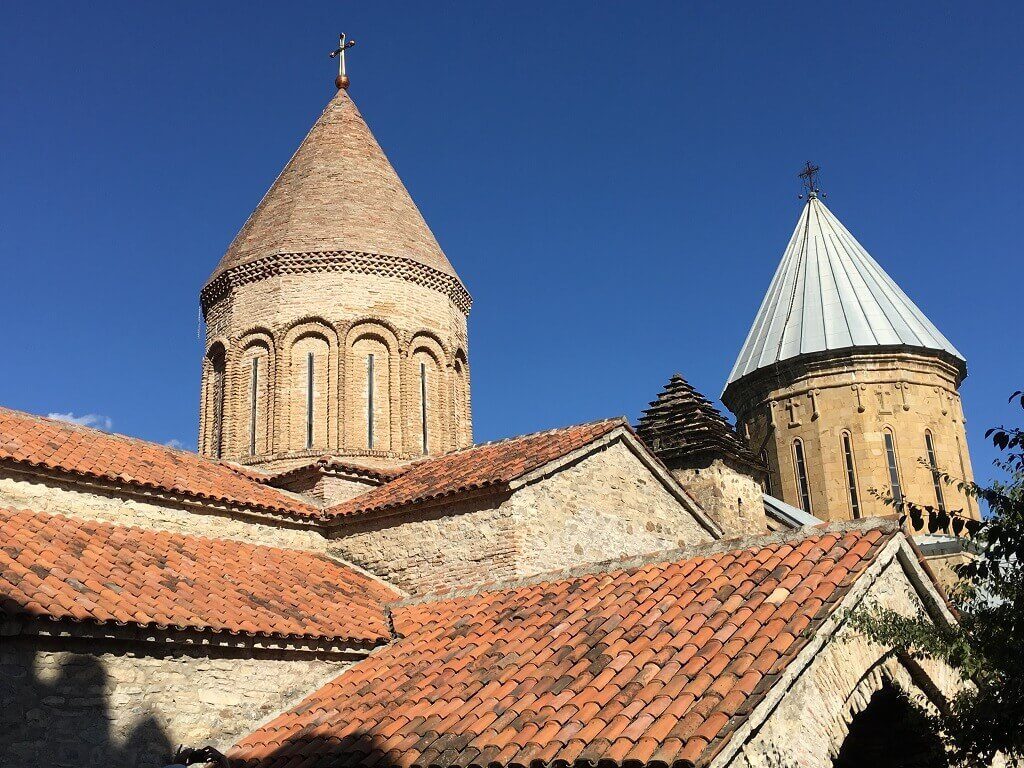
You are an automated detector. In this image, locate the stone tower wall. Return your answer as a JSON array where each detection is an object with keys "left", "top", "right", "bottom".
[
  {"left": 726, "top": 350, "right": 976, "bottom": 523},
  {"left": 198, "top": 264, "right": 471, "bottom": 470},
  {"left": 668, "top": 458, "right": 767, "bottom": 536}
]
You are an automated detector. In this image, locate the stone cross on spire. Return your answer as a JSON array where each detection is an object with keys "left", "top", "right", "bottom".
[{"left": 329, "top": 33, "right": 356, "bottom": 90}]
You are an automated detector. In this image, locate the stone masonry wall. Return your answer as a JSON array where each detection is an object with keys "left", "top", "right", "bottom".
[
  {"left": 0, "top": 638, "right": 352, "bottom": 768},
  {"left": 723, "top": 554, "right": 963, "bottom": 768},
  {"left": 511, "top": 440, "right": 715, "bottom": 577},
  {"left": 0, "top": 470, "right": 329, "bottom": 553},
  {"left": 669, "top": 458, "right": 767, "bottom": 536},
  {"left": 730, "top": 351, "right": 977, "bottom": 523},
  {"left": 329, "top": 438, "right": 714, "bottom": 595}
]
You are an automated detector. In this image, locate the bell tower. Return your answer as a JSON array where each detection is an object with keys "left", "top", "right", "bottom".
[
  {"left": 198, "top": 55, "right": 472, "bottom": 471},
  {"left": 722, "top": 175, "right": 976, "bottom": 523}
]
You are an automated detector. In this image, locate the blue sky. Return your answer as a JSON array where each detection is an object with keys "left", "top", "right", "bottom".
[{"left": 1, "top": 2, "right": 1021, "bottom": 484}]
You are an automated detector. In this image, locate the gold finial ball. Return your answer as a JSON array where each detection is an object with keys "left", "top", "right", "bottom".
[{"left": 335, "top": 74, "right": 350, "bottom": 90}]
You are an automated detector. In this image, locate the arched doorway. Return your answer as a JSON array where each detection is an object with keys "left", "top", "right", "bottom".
[{"left": 833, "top": 679, "right": 948, "bottom": 767}]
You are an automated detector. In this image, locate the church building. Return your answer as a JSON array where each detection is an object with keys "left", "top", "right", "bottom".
[{"left": 0, "top": 53, "right": 984, "bottom": 768}]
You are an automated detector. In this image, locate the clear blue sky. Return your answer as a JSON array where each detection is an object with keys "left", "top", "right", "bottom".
[{"left": 2, "top": 2, "right": 1021, "bottom": 484}]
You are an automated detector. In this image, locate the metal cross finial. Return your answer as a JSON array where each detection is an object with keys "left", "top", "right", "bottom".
[
  {"left": 329, "top": 33, "right": 356, "bottom": 90},
  {"left": 797, "top": 161, "right": 823, "bottom": 199}
]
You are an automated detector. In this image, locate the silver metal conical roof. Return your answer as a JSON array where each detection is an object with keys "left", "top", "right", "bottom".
[{"left": 725, "top": 195, "right": 964, "bottom": 389}]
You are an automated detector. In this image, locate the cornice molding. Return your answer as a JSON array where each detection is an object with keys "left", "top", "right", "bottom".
[{"left": 201, "top": 249, "right": 473, "bottom": 315}]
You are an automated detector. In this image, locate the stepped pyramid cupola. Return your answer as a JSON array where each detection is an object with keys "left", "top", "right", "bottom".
[
  {"left": 198, "top": 74, "right": 472, "bottom": 471},
  {"left": 722, "top": 173, "right": 977, "bottom": 523},
  {"left": 637, "top": 373, "right": 767, "bottom": 535}
]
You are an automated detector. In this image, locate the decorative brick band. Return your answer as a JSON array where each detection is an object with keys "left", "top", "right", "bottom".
[{"left": 201, "top": 250, "right": 473, "bottom": 315}]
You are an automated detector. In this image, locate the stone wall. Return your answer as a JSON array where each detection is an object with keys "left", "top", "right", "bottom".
[
  {"left": 199, "top": 268, "right": 472, "bottom": 472},
  {"left": 727, "top": 350, "right": 977, "bottom": 523},
  {"left": 329, "top": 438, "right": 714, "bottom": 595},
  {"left": 0, "top": 637, "right": 352, "bottom": 768},
  {"left": 720, "top": 551, "right": 963, "bottom": 768},
  {"left": 668, "top": 458, "right": 767, "bottom": 536},
  {"left": 0, "top": 470, "right": 329, "bottom": 553},
  {"left": 511, "top": 439, "right": 715, "bottom": 576}
]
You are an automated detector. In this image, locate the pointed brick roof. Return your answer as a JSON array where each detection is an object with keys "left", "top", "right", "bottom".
[
  {"left": 207, "top": 88, "right": 459, "bottom": 285},
  {"left": 725, "top": 195, "right": 965, "bottom": 390},
  {"left": 637, "top": 374, "right": 761, "bottom": 469}
]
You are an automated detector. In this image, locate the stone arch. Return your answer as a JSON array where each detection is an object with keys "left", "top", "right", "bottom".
[
  {"left": 407, "top": 333, "right": 448, "bottom": 455},
  {"left": 235, "top": 331, "right": 275, "bottom": 458},
  {"left": 281, "top": 320, "right": 338, "bottom": 453},
  {"left": 831, "top": 657, "right": 948, "bottom": 767},
  {"left": 452, "top": 348, "right": 471, "bottom": 448},
  {"left": 345, "top": 321, "right": 401, "bottom": 453},
  {"left": 199, "top": 339, "right": 229, "bottom": 458}
]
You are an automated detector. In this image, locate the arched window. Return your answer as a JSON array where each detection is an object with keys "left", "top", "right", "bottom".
[
  {"left": 287, "top": 334, "right": 330, "bottom": 452},
  {"left": 349, "top": 334, "right": 392, "bottom": 452},
  {"left": 240, "top": 342, "right": 271, "bottom": 456},
  {"left": 248, "top": 355, "right": 260, "bottom": 455},
  {"left": 204, "top": 344, "right": 226, "bottom": 458},
  {"left": 841, "top": 431, "right": 861, "bottom": 519},
  {"left": 924, "top": 431, "right": 946, "bottom": 514},
  {"left": 453, "top": 351, "right": 470, "bottom": 448},
  {"left": 760, "top": 449, "right": 773, "bottom": 496},
  {"left": 883, "top": 428, "right": 903, "bottom": 505},
  {"left": 411, "top": 347, "right": 443, "bottom": 454},
  {"left": 792, "top": 439, "right": 813, "bottom": 513}
]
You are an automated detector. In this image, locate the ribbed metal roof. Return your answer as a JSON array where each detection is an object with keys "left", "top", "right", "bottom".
[{"left": 725, "top": 195, "right": 964, "bottom": 388}]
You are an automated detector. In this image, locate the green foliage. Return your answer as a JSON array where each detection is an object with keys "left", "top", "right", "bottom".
[{"left": 852, "top": 392, "right": 1024, "bottom": 766}]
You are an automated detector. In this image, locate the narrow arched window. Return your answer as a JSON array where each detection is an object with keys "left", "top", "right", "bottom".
[
  {"left": 419, "top": 361, "right": 429, "bottom": 454},
  {"left": 305, "top": 352, "right": 314, "bottom": 449},
  {"left": 883, "top": 428, "right": 903, "bottom": 505},
  {"left": 925, "top": 431, "right": 946, "bottom": 514},
  {"left": 206, "top": 345, "right": 226, "bottom": 459},
  {"left": 841, "top": 432, "right": 861, "bottom": 518},
  {"left": 793, "top": 439, "right": 813, "bottom": 513},
  {"left": 760, "top": 449, "right": 773, "bottom": 496},
  {"left": 366, "top": 353, "right": 375, "bottom": 449},
  {"left": 249, "top": 357, "right": 259, "bottom": 456}
]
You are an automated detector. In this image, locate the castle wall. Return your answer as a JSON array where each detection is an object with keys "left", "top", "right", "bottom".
[
  {"left": 327, "top": 438, "right": 714, "bottom": 595},
  {"left": 721, "top": 552, "right": 963, "bottom": 768},
  {"left": 200, "top": 270, "right": 471, "bottom": 472},
  {"left": 0, "top": 470, "right": 328, "bottom": 553},
  {"left": 728, "top": 351, "right": 976, "bottom": 523},
  {"left": 0, "top": 637, "right": 352, "bottom": 768}
]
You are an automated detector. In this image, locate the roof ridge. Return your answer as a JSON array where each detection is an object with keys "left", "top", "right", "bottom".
[
  {"left": 415, "top": 416, "right": 628, "bottom": 462},
  {"left": 396, "top": 516, "right": 900, "bottom": 608}
]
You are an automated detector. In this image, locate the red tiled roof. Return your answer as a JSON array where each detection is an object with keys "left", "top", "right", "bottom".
[
  {"left": 232, "top": 523, "right": 898, "bottom": 768},
  {"left": 0, "top": 407, "right": 318, "bottom": 519},
  {"left": 324, "top": 419, "right": 627, "bottom": 521},
  {"left": 0, "top": 508, "right": 398, "bottom": 644}
]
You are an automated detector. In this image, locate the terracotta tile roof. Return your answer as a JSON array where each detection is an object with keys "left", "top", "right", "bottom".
[
  {"left": 0, "top": 508, "right": 398, "bottom": 644},
  {"left": 323, "top": 419, "right": 627, "bottom": 522},
  {"left": 0, "top": 407, "right": 318, "bottom": 519},
  {"left": 232, "top": 522, "right": 898, "bottom": 768}
]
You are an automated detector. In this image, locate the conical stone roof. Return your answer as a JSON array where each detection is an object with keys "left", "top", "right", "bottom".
[
  {"left": 206, "top": 88, "right": 459, "bottom": 285},
  {"left": 725, "top": 195, "right": 964, "bottom": 389},
  {"left": 637, "top": 373, "right": 761, "bottom": 469}
]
